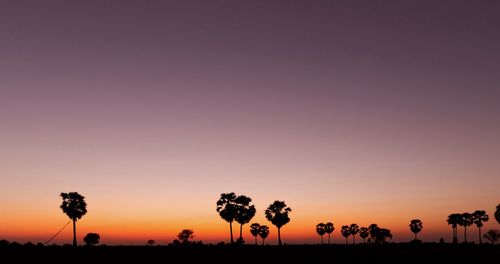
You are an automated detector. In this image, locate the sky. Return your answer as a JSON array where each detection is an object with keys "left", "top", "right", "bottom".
[{"left": 0, "top": 0, "right": 499, "bottom": 245}]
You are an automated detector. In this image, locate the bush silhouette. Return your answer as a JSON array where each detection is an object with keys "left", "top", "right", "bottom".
[
  {"left": 483, "top": 229, "right": 500, "bottom": 245},
  {"left": 83, "top": 233, "right": 100, "bottom": 246}
]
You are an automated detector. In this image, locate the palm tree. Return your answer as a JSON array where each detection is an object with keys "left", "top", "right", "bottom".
[
  {"left": 316, "top": 223, "right": 326, "bottom": 244},
  {"left": 257, "top": 225, "right": 270, "bottom": 245},
  {"left": 349, "top": 224, "right": 359, "bottom": 244},
  {"left": 341, "top": 225, "right": 351, "bottom": 244},
  {"left": 250, "top": 223, "right": 260, "bottom": 245},
  {"left": 472, "top": 210, "right": 489, "bottom": 244},
  {"left": 368, "top": 224, "right": 379, "bottom": 243},
  {"left": 234, "top": 195, "right": 256, "bottom": 243},
  {"left": 359, "top": 227, "right": 369, "bottom": 243},
  {"left": 495, "top": 204, "right": 500, "bottom": 224},
  {"left": 447, "top": 214, "right": 461, "bottom": 243},
  {"left": 216, "top": 193, "right": 237, "bottom": 244},
  {"left": 60, "top": 192, "right": 87, "bottom": 247},
  {"left": 459, "top": 213, "right": 474, "bottom": 243},
  {"left": 483, "top": 229, "right": 500, "bottom": 245},
  {"left": 409, "top": 219, "right": 423, "bottom": 240},
  {"left": 265, "top": 201, "right": 291, "bottom": 246},
  {"left": 325, "top": 222, "right": 334, "bottom": 244}
]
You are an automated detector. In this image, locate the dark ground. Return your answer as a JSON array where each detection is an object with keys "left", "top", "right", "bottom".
[{"left": 1, "top": 243, "right": 498, "bottom": 263}]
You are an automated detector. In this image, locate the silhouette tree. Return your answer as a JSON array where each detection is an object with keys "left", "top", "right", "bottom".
[
  {"left": 341, "top": 225, "right": 351, "bottom": 244},
  {"left": 409, "top": 219, "right": 423, "bottom": 240},
  {"left": 325, "top": 222, "right": 334, "bottom": 245},
  {"left": 495, "top": 204, "right": 500, "bottom": 224},
  {"left": 368, "top": 224, "right": 379, "bottom": 243},
  {"left": 447, "top": 213, "right": 461, "bottom": 243},
  {"left": 234, "top": 195, "right": 256, "bottom": 243},
  {"left": 375, "top": 228, "right": 392, "bottom": 243},
  {"left": 483, "top": 229, "right": 500, "bottom": 245},
  {"left": 177, "top": 229, "right": 194, "bottom": 244},
  {"left": 349, "top": 224, "right": 360, "bottom": 244},
  {"left": 316, "top": 223, "right": 326, "bottom": 244},
  {"left": 216, "top": 193, "right": 237, "bottom": 244},
  {"left": 60, "top": 192, "right": 87, "bottom": 247},
  {"left": 147, "top": 239, "right": 155, "bottom": 246},
  {"left": 265, "top": 201, "right": 291, "bottom": 246},
  {"left": 458, "top": 213, "right": 473, "bottom": 243},
  {"left": 472, "top": 210, "right": 489, "bottom": 244},
  {"left": 359, "top": 227, "right": 369, "bottom": 243},
  {"left": 257, "top": 225, "right": 270, "bottom": 245},
  {"left": 250, "top": 223, "right": 260, "bottom": 245},
  {"left": 83, "top": 233, "right": 100, "bottom": 246}
]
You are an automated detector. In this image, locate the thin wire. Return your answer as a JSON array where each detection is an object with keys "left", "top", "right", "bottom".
[{"left": 43, "top": 220, "right": 71, "bottom": 245}]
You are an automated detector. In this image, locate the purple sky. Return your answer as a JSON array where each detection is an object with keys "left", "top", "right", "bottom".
[{"left": 1, "top": 0, "right": 499, "bottom": 244}]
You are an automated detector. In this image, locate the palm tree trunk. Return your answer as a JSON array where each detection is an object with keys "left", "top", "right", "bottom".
[
  {"left": 262, "top": 238, "right": 265, "bottom": 246},
  {"left": 321, "top": 235, "right": 323, "bottom": 245},
  {"left": 345, "top": 237, "right": 348, "bottom": 244},
  {"left": 414, "top": 233, "right": 417, "bottom": 240},
  {"left": 255, "top": 236, "right": 257, "bottom": 245},
  {"left": 229, "top": 221, "right": 234, "bottom": 244},
  {"left": 239, "top": 224, "right": 243, "bottom": 242},
  {"left": 278, "top": 227, "right": 282, "bottom": 246},
  {"left": 464, "top": 226, "right": 467, "bottom": 243},
  {"left": 353, "top": 235, "right": 355, "bottom": 244},
  {"left": 328, "top": 234, "right": 331, "bottom": 245},
  {"left": 478, "top": 226, "right": 482, "bottom": 244},
  {"left": 72, "top": 219, "right": 77, "bottom": 247}
]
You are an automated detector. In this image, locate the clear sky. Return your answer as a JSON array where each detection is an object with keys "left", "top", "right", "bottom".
[{"left": 0, "top": 0, "right": 499, "bottom": 245}]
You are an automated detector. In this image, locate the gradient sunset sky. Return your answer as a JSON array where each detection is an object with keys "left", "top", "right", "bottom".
[{"left": 1, "top": 0, "right": 499, "bottom": 245}]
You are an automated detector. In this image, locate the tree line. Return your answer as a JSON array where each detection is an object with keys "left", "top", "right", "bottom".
[{"left": 55, "top": 192, "right": 500, "bottom": 246}]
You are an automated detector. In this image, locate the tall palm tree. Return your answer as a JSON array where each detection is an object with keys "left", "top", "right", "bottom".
[
  {"left": 257, "top": 225, "right": 270, "bottom": 245},
  {"left": 349, "top": 224, "right": 359, "bottom": 244},
  {"left": 472, "top": 210, "right": 489, "bottom": 244},
  {"left": 316, "top": 223, "right": 326, "bottom": 244},
  {"left": 265, "top": 200, "right": 291, "bottom": 246},
  {"left": 447, "top": 214, "right": 460, "bottom": 243},
  {"left": 60, "top": 192, "right": 87, "bottom": 247},
  {"left": 216, "top": 192, "right": 237, "bottom": 244},
  {"left": 325, "top": 222, "right": 334, "bottom": 245},
  {"left": 359, "top": 227, "right": 369, "bottom": 243},
  {"left": 459, "top": 213, "right": 474, "bottom": 243},
  {"left": 234, "top": 195, "right": 256, "bottom": 243},
  {"left": 409, "top": 219, "right": 423, "bottom": 240},
  {"left": 250, "top": 223, "right": 260, "bottom": 245},
  {"left": 495, "top": 204, "right": 500, "bottom": 224},
  {"left": 341, "top": 225, "right": 351, "bottom": 244}
]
